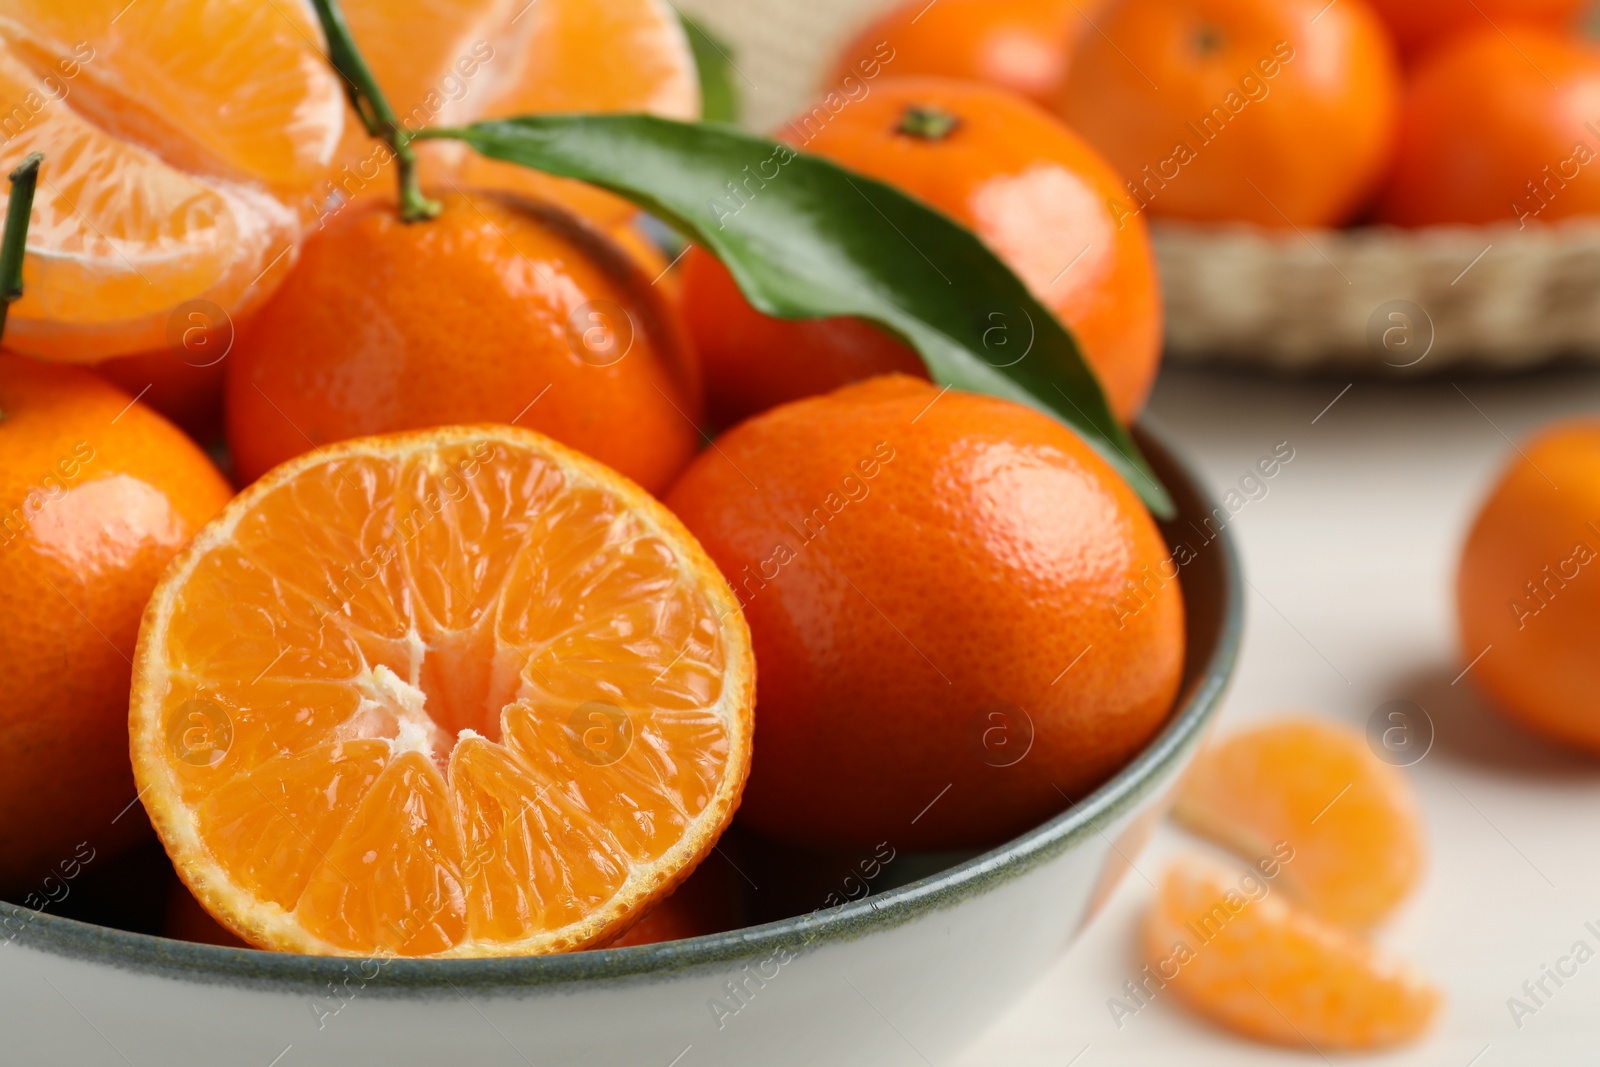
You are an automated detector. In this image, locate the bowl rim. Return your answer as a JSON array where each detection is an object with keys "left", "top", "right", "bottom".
[{"left": 0, "top": 420, "right": 1242, "bottom": 996}]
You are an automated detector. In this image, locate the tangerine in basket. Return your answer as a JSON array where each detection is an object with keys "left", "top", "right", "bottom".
[
  {"left": 664, "top": 376, "right": 1185, "bottom": 850},
  {"left": 0, "top": 356, "right": 231, "bottom": 892},
  {"left": 1457, "top": 421, "right": 1600, "bottom": 753},
  {"left": 824, "top": 0, "right": 1103, "bottom": 109},
  {"left": 1377, "top": 25, "right": 1600, "bottom": 228},
  {"left": 1144, "top": 855, "right": 1440, "bottom": 1050},
  {"left": 681, "top": 78, "right": 1162, "bottom": 427},
  {"left": 130, "top": 426, "right": 754, "bottom": 957},
  {"left": 1057, "top": 0, "right": 1401, "bottom": 228},
  {"left": 1173, "top": 717, "right": 1424, "bottom": 928},
  {"left": 0, "top": 0, "right": 344, "bottom": 362},
  {"left": 224, "top": 191, "right": 702, "bottom": 496}
]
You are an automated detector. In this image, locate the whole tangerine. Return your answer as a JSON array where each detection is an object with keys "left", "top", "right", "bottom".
[
  {"left": 1457, "top": 421, "right": 1600, "bottom": 753},
  {"left": 1377, "top": 25, "right": 1600, "bottom": 228},
  {"left": 824, "top": 0, "right": 1105, "bottom": 109},
  {"left": 682, "top": 78, "right": 1162, "bottom": 428},
  {"left": 0, "top": 355, "right": 232, "bottom": 893},
  {"left": 224, "top": 191, "right": 702, "bottom": 494},
  {"left": 1057, "top": 0, "right": 1400, "bottom": 228},
  {"left": 664, "top": 376, "right": 1186, "bottom": 850}
]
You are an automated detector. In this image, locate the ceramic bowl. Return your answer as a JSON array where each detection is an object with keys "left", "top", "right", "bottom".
[{"left": 0, "top": 424, "right": 1240, "bottom": 1067}]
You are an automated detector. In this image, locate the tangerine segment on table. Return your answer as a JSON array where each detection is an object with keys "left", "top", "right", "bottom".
[
  {"left": 0, "top": 0, "right": 344, "bottom": 361},
  {"left": 1145, "top": 857, "right": 1441, "bottom": 1050},
  {"left": 1173, "top": 718, "right": 1424, "bottom": 929},
  {"left": 130, "top": 428, "right": 754, "bottom": 958}
]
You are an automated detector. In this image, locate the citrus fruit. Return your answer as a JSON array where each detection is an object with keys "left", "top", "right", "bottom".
[
  {"left": 1457, "top": 421, "right": 1600, "bottom": 753},
  {"left": 664, "top": 376, "right": 1185, "bottom": 850},
  {"left": 0, "top": 0, "right": 344, "bottom": 362},
  {"left": 224, "top": 190, "right": 702, "bottom": 496},
  {"left": 130, "top": 426, "right": 754, "bottom": 957},
  {"left": 1057, "top": 0, "right": 1401, "bottom": 228},
  {"left": 336, "top": 0, "right": 699, "bottom": 230},
  {"left": 682, "top": 78, "right": 1162, "bottom": 427},
  {"left": 824, "top": 0, "right": 1102, "bottom": 109},
  {"left": 0, "top": 355, "right": 232, "bottom": 892},
  {"left": 1365, "top": 0, "right": 1591, "bottom": 61},
  {"left": 1377, "top": 26, "right": 1600, "bottom": 228},
  {"left": 1173, "top": 718, "right": 1424, "bottom": 928},
  {"left": 1144, "top": 856, "right": 1441, "bottom": 1049}
]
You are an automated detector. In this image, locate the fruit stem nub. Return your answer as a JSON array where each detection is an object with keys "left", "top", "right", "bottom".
[
  {"left": 309, "top": 0, "right": 440, "bottom": 223},
  {"left": 0, "top": 152, "right": 42, "bottom": 344},
  {"left": 896, "top": 105, "right": 961, "bottom": 142}
]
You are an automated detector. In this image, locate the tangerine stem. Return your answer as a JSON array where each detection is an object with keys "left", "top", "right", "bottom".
[
  {"left": 0, "top": 152, "right": 42, "bottom": 344},
  {"left": 309, "top": 0, "right": 440, "bottom": 222}
]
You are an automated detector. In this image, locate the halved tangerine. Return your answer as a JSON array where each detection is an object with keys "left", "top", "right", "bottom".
[
  {"left": 1145, "top": 856, "right": 1440, "bottom": 1050},
  {"left": 130, "top": 427, "right": 754, "bottom": 957},
  {"left": 1173, "top": 717, "right": 1424, "bottom": 928}
]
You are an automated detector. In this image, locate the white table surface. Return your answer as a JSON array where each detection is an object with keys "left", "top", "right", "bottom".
[{"left": 951, "top": 363, "right": 1600, "bottom": 1065}]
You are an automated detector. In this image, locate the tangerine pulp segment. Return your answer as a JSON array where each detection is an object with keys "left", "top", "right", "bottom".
[
  {"left": 0, "top": 0, "right": 345, "bottom": 360},
  {"left": 1144, "top": 856, "right": 1441, "bottom": 1050}
]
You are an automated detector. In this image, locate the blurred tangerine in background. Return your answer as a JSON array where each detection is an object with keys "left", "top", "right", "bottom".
[
  {"left": 1377, "top": 25, "right": 1600, "bottom": 227},
  {"left": 1057, "top": 0, "right": 1400, "bottom": 228},
  {"left": 824, "top": 0, "right": 1105, "bottom": 109},
  {"left": 1364, "top": 0, "right": 1593, "bottom": 62},
  {"left": 1457, "top": 421, "right": 1600, "bottom": 754},
  {"left": 682, "top": 78, "right": 1162, "bottom": 427}
]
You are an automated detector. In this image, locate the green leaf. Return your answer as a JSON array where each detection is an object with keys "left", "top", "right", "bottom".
[
  {"left": 676, "top": 9, "right": 741, "bottom": 125},
  {"left": 423, "top": 115, "right": 1173, "bottom": 517}
]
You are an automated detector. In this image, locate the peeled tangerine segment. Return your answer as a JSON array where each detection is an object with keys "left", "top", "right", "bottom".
[
  {"left": 131, "top": 429, "right": 753, "bottom": 957},
  {"left": 0, "top": 0, "right": 344, "bottom": 360},
  {"left": 1145, "top": 857, "right": 1440, "bottom": 1051},
  {"left": 336, "top": 0, "right": 700, "bottom": 226},
  {"left": 1173, "top": 717, "right": 1424, "bottom": 928}
]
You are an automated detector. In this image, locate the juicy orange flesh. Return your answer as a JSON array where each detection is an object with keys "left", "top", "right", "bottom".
[
  {"left": 1146, "top": 858, "right": 1440, "bottom": 1050},
  {"left": 0, "top": 0, "right": 341, "bottom": 359},
  {"left": 153, "top": 441, "right": 730, "bottom": 955}
]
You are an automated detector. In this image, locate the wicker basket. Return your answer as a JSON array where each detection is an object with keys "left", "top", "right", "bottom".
[
  {"left": 1155, "top": 219, "right": 1600, "bottom": 373},
  {"left": 680, "top": 0, "right": 1600, "bottom": 374}
]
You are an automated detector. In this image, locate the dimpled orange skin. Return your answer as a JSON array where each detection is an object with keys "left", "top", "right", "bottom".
[
  {"left": 682, "top": 78, "right": 1162, "bottom": 428},
  {"left": 1365, "top": 0, "right": 1590, "bottom": 61},
  {"left": 665, "top": 376, "right": 1185, "bottom": 850},
  {"left": 824, "top": 0, "right": 1105, "bottom": 108},
  {"left": 0, "top": 356, "right": 231, "bottom": 892},
  {"left": 225, "top": 191, "right": 701, "bottom": 494},
  {"left": 1457, "top": 422, "right": 1600, "bottom": 753},
  {"left": 1377, "top": 27, "right": 1600, "bottom": 228},
  {"left": 1058, "top": 0, "right": 1400, "bottom": 228}
]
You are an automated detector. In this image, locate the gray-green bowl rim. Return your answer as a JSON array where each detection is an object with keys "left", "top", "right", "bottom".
[{"left": 0, "top": 420, "right": 1242, "bottom": 997}]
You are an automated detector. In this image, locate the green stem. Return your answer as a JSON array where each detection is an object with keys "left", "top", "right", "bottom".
[
  {"left": 0, "top": 152, "right": 42, "bottom": 344},
  {"left": 309, "top": 0, "right": 439, "bottom": 222}
]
